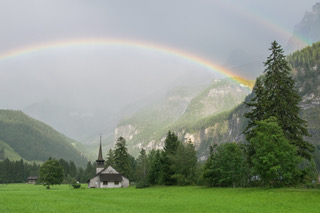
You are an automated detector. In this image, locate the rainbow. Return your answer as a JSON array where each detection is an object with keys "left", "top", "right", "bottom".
[
  {"left": 0, "top": 38, "right": 254, "bottom": 88},
  {"left": 218, "top": 1, "right": 312, "bottom": 47}
]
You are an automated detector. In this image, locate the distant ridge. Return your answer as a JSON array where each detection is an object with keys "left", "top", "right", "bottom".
[{"left": 0, "top": 110, "right": 88, "bottom": 166}]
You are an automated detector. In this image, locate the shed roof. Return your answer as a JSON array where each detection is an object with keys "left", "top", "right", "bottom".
[
  {"left": 100, "top": 174, "right": 123, "bottom": 182},
  {"left": 27, "top": 176, "right": 38, "bottom": 180}
]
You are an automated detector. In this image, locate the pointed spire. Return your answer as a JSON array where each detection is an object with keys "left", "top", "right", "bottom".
[{"left": 97, "top": 134, "right": 104, "bottom": 161}]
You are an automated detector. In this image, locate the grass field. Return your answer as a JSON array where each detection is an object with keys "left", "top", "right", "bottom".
[{"left": 0, "top": 184, "right": 319, "bottom": 213}]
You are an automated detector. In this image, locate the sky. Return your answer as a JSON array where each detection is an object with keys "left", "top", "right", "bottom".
[{"left": 0, "top": 0, "right": 319, "bottom": 112}]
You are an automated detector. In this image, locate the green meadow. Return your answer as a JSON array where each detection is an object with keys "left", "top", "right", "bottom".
[{"left": 0, "top": 184, "right": 319, "bottom": 213}]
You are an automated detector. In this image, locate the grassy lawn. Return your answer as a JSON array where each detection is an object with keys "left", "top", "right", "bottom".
[{"left": 0, "top": 184, "right": 319, "bottom": 213}]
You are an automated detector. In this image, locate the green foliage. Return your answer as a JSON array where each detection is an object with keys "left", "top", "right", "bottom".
[
  {"left": 135, "top": 149, "right": 149, "bottom": 188},
  {"left": 0, "top": 148, "right": 4, "bottom": 160},
  {"left": 264, "top": 41, "right": 313, "bottom": 160},
  {"left": 250, "top": 117, "right": 301, "bottom": 187},
  {"left": 163, "top": 131, "right": 180, "bottom": 155},
  {"left": 0, "top": 157, "right": 95, "bottom": 184},
  {"left": 71, "top": 177, "right": 81, "bottom": 189},
  {"left": 114, "top": 137, "right": 131, "bottom": 179},
  {"left": 39, "top": 159, "right": 64, "bottom": 189},
  {"left": 203, "top": 143, "right": 248, "bottom": 187},
  {"left": 0, "top": 159, "right": 40, "bottom": 183},
  {"left": 0, "top": 139, "right": 23, "bottom": 161},
  {"left": 72, "top": 183, "right": 81, "bottom": 188},
  {"left": 0, "top": 110, "right": 87, "bottom": 167},
  {"left": 287, "top": 42, "right": 320, "bottom": 96},
  {"left": 105, "top": 148, "right": 115, "bottom": 168},
  {"left": 144, "top": 132, "right": 199, "bottom": 186},
  {"left": 159, "top": 131, "right": 181, "bottom": 185},
  {"left": 244, "top": 78, "right": 267, "bottom": 141},
  {"left": 147, "top": 149, "right": 162, "bottom": 185},
  {"left": 170, "top": 141, "right": 198, "bottom": 185},
  {"left": 287, "top": 41, "right": 320, "bottom": 168},
  {"left": 245, "top": 41, "right": 313, "bottom": 161},
  {"left": 83, "top": 161, "right": 96, "bottom": 182}
]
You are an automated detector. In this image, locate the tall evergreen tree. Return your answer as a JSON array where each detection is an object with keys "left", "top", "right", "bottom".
[
  {"left": 114, "top": 137, "right": 131, "bottom": 179},
  {"left": 160, "top": 131, "right": 181, "bottom": 185},
  {"left": 245, "top": 41, "right": 314, "bottom": 160},
  {"left": 163, "top": 130, "right": 180, "bottom": 155},
  {"left": 105, "top": 148, "right": 116, "bottom": 168},
  {"left": 171, "top": 141, "right": 198, "bottom": 185},
  {"left": 83, "top": 161, "right": 95, "bottom": 181},
  {"left": 135, "top": 149, "right": 149, "bottom": 188},
  {"left": 263, "top": 41, "right": 313, "bottom": 160},
  {"left": 244, "top": 78, "right": 267, "bottom": 141},
  {"left": 147, "top": 149, "right": 162, "bottom": 185}
]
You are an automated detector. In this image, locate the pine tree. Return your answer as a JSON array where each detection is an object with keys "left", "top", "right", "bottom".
[
  {"left": 244, "top": 78, "right": 267, "bottom": 141},
  {"left": 245, "top": 41, "right": 314, "bottom": 160},
  {"left": 114, "top": 137, "right": 131, "bottom": 179},
  {"left": 264, "top": 41, "right": 313, "bottom": 160},
  {"left": 147, "top": 149, "right": 162, "bottom": 185},
  {"left": 135, "top": 149, "right": 149, "bottom": 188},
  {"left": 163, "top": 130, "right": 180, "bottom": 155},
  {"left": 171, "top": 141, "right": 198, "bottom": 185},
  {"left": 160, "top": 131, "right": 181, "bottom": 185},
  {"left": 105, "top": 148, "right": 115, "bottom": 168}
]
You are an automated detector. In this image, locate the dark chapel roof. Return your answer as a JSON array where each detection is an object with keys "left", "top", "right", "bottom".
[{"left": 100, "top": 174, "right": 123, "bottom": 182}]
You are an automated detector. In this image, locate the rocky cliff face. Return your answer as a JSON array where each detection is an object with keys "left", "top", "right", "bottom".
[
  {"left": 287, "top": 3, "right": 320, "bottom": 52},
  {"left": 114, "top": 79, "right": 250, "bottom": 156},
  {"left": 177, "top": 79, "right": 250, "bottom": 121}
]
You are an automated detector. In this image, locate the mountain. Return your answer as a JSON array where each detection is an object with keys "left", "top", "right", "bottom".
[
  {"left": 114, "top": 79, "right": 250, "bottom": 156},
  {"left": 287, "top": 2, "right": 320, "bottom": 52},
  {"left": 177, "top": 41, "right": 320, "bottom": 161},
  {"left": 0, "top": 110, "right": 88, "bottom": 166}
]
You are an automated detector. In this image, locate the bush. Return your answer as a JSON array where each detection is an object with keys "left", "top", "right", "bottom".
[{"left": 72, "top": 183, "right": 81, "bottom": 189}]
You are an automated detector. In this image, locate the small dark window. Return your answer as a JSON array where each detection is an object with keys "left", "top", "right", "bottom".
[
  {"left": 114, "top": 181, "right": 119, "bottom": 185},
  {"left": 103, "top": 181, "right": 108, "bottom": 185}
]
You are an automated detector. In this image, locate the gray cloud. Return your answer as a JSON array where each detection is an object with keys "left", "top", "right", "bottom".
[{"left": 0, "top": 0, "right": 318, "bottom": 111}]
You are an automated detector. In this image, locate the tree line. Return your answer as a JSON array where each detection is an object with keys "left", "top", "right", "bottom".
[
  {"left": 0, "top": 159, "right": 40, "bottom": 183},
  {"left": 105, "top": 131, "right": 198, "bottom": 188},
  {"left": 0, "top": 157, "right": 96, "bottom": 184}
]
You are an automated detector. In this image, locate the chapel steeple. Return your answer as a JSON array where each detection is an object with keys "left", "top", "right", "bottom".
[{"left": 96, "top": 134, "right": 105, "bottom": 174}]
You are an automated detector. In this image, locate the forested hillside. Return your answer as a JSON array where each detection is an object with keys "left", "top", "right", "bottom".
[{"left": 0, "top": 110, "right": 88, "bottom": 166}]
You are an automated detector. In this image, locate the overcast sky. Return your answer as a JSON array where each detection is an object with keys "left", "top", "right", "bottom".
[{"left": 0, "top": 0, "right": 319, "bottom": 111}]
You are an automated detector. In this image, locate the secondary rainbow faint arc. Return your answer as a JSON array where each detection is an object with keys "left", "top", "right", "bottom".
[{"left": 0, "top": 38, "right": 254, "bottom": 88}]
